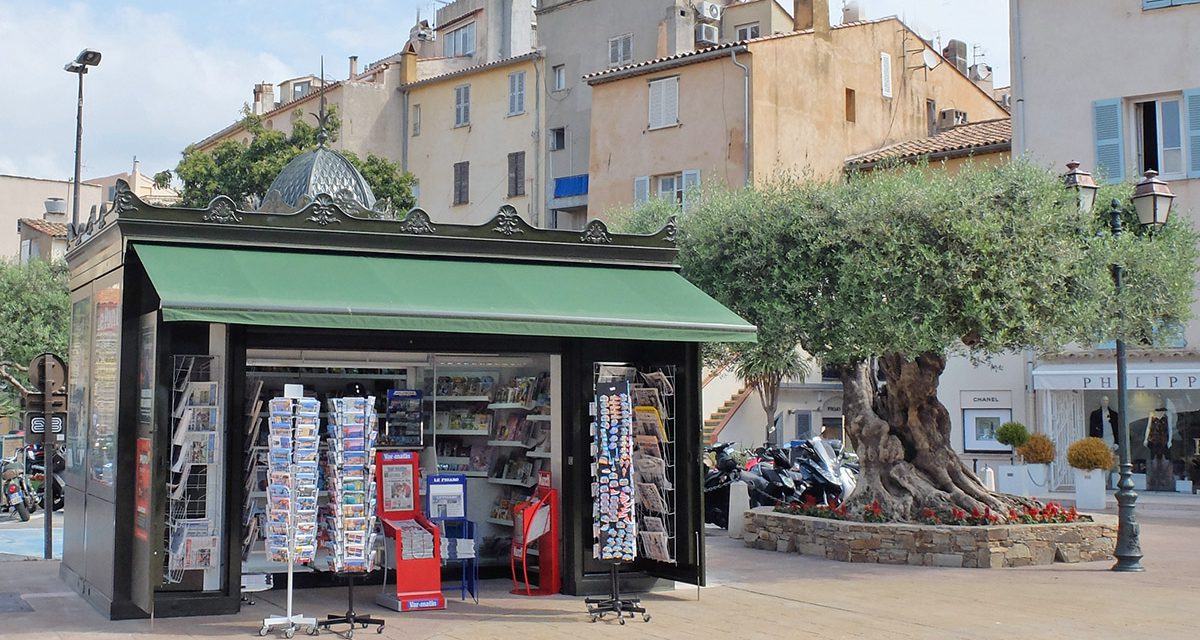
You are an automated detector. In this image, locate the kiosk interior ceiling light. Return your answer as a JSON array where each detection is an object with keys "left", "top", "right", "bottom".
[{"left": 245, "top": 349, "right": 431, "bottom": 369}]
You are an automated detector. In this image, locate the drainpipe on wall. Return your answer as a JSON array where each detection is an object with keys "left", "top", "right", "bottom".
[
  {"left": 730, "top": 46, "right": 750, "bottom": 186},
  {"left": 400, "top": 88, "right": 410, "bottom": 172},
  {"left": 1009, "top": 0, "right": 1026, "bottom": 155},
  {"left": 533, "top": 57, "right": 543, "bottom": 227}
]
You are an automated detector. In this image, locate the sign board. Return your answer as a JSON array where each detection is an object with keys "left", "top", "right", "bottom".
[
  {"left": 29, "top": 353, "right": 67, "bottom": 393},
  {"left": 959, "top": 390, "right": 1013, "bottom": 409},
  {"left": 25, "top": 412, "right": 66, "bottom": 444},
  {"left": 426, "top": 474, "right": 466, "bottom": 520}
]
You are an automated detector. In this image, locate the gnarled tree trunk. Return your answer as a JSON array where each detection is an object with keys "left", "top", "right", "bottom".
[{"left": 841, "top": 352, "right": 1026, "bottom": 518}]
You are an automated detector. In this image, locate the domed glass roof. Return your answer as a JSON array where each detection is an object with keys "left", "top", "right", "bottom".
[{"left": 266, "top": 147, "right": 377, "bottom": 209}]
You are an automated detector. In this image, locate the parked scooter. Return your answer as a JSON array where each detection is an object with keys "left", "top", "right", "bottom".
[
  {"left": 24, "top": 444, "right": 65, "bottom": 512},
  {"left": 2, "top": 452, "right": 39, "bottom": 522},
  {"left": 703, "top": 442, "right": 740, "bottom": 529},
  {"left": 742, "top": 445, "right": 803, "bottom": 507},
  {"left": 790, "top": 434, "right": 859, "bottom": 507}
]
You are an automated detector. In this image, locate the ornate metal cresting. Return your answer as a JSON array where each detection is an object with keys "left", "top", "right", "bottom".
[
  {"left": 580, "top": 219, "right": 612, "bottom": 244},
  {"left": 397, "top": 209, "right": 436, "bottom": 235},
  {"left": 492, "top": 206, "right": 525, "bottom": 236},
  {"left": 202, "top": 196, "right": 242, "bottom": 224}
]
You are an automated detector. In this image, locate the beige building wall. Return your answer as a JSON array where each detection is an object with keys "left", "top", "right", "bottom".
[
  {"left": 588, "top": 55, "right": 749, "bottom": 217},
  {"left": 405, "top": 57, "right": 544, "bottom": 225},
  {"left": 0, "top": 175, "right": 102, "bottom": 258},
  {"left": 721, "top": 0, "right": 793, "bottom": 42},
  {"left": 750, "top": 19, "right": 1007, "bottom": 184},
  {"left": 587, "top": 18, "right": 1008, "bottom": 217}
]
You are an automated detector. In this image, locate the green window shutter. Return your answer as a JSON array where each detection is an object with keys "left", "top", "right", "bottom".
[
  {"left": 1093, "top": 98, "right": 1125, "bottom": 183},
  {"left": 1184, "top": 88, "right": 1200, "bottom": 178}
]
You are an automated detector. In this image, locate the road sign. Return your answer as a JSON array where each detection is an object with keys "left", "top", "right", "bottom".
[
  {"left": 28, "top": 413, "right": 66, "bottom": 434},
  {"left": 29, "top": 353, "right": 67, "bottom": 393}
]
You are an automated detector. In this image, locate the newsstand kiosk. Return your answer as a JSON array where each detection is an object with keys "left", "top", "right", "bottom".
[{"left": 59, "top": 149, "right": 754, "bottom": 620}]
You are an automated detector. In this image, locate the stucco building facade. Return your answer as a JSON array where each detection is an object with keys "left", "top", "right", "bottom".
[{"left": 0, "top": 174, "right": 102, "bottom": 258}]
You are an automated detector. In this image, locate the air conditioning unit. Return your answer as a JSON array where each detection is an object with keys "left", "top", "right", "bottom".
[
  {"left": 695, "top": 23, "right": 720, "bottom": 46},
  {"left": 938, "top": 108, "right": 969, "bottom": 130},
  {"left": 695, "top": 1, "right": 722, "bottom": 23}
]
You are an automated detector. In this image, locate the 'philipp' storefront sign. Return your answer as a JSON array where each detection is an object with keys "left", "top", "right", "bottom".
[{"left": 1033, "top": 365, "right": 1200, "bottom": 391}]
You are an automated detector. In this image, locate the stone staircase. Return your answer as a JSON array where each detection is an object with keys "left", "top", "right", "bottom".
[{"left": 703, "top": 386, "right": 751, "bottom": 444}]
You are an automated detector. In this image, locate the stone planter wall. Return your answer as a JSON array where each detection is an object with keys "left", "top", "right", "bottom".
[{"left": 742, "top": 507, "right": 1117, "bottom": 568}]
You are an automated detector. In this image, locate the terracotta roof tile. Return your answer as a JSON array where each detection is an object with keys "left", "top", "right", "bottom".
[
  {"left": 845, "top": 118, "right": 1012, "bottom": 168},
  {"left": 18, "top": 218, "right": 68, "bottom": 237}
]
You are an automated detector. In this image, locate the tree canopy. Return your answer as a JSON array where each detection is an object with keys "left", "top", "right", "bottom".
[
  {"left": 168, "top": 106, "right": 416, "bottom": 212},
  {"left": 0, "top": 260, "right": 70, "bottom": 418}
]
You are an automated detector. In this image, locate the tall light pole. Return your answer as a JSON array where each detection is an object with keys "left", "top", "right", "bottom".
[
  {"left": 1064, "top": 162, "right": 1175, "bottom": 573},
  {"left": 64, "top": 48, "right": 102, "bottom": 232}
]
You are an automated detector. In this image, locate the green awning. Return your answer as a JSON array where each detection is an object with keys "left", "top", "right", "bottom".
[{"left": 134, "top": 244, "right": 755, "bottom": 343}]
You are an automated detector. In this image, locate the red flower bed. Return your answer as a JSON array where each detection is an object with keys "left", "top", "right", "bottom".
[{"left": 774, "top": 499, "right": 1091, "bottom": 525}]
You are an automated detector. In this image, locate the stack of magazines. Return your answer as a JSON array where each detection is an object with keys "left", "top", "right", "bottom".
[
  {"left": 266, "top": 397, "right": 321, "bottom": 565},
  {"left": 321, "top": 397, "right": 379, "bottom": 573}
]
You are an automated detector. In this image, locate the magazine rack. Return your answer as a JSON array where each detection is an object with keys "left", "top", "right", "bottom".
[
  {"left": 510, "top": 472, "right": 559, "bottom": 596},
  {"left": 428, "top": 474, "right": 477, "bottom": 603},
  {"left": 375, "top": 451, "right": 446, "bottom": 612}
]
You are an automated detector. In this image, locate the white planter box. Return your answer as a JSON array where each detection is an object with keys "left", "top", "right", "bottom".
[
  {"left": 1132, "top": 473, "right": 1147, "bottom": 491},
  {"left": 996, "top": 464, "right": 1026, "bottom": 495},
  {"left": 1177, "top": 479, "right": 1194, "bottom": 494},
  {"left": 1025, "top": 463, "right": 1051, "bottom": 497},
  {"left": 1074, "top": 468, "right": 1107, "bottom": 511}
]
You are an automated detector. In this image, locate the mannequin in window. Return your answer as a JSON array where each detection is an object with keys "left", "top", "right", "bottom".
[
  {"left": 1144, "top": 396, "right": 1175, "bottom": 491},
  {"left": 1089, "top": 396, "right": 1119, "bottom": 444}
]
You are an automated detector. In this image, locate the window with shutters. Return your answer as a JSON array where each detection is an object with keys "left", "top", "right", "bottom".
[
  {"left": 880, "top": 52, "right": 892, "bottom": 98},
  {"left": 508, "top": 71, "right": 526, "bottom": 115},
  {"left": 507, "top": 152, "right": 526, "bottom": 197},
  {"left": 1135, "top": 96, "right": 1186, "bottom": 179},
  {"left": 608, "top": 33, "right": 633, "bottom": 67},
  {"left": 549, "top": 127, "right": 566, "bottom": 151},
  {"left": 657, "top": 173, "right": 684, "bottom": 204},
  {"left": 553, "top": 65, "right": 567, "bottom": 91},
  {"left": 1144, "top": 0, "right": 1200, "bottom": 9},
  {"left": 444, "top": 23, "right": 476, "bottom": 57},
  {"left": 454, "top": 85, "right": 470, "bottom": 127},
  {"left": 645, "top": 169, "right": 699, "bottom": 208},
  {"left": 648, "top": 76, "right": 679, "bottom": 130},
  {"left": 453, "top": 161, "right": 469, "bottom": 205},
  {"left": 411, "top": 104, "right": 421, "bottom": 137}
]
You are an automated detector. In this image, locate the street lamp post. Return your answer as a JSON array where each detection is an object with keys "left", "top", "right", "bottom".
[
  {"left": 64, "top": 49, "right": 102, "bottom": 232},
  {"left": 1064, "top": 162, "right": 1175, "bottom": 573}
]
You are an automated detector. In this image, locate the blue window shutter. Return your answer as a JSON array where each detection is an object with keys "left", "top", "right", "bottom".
[
  {"left": 1093, "top": 98, "right": 1125, "bottom": 183},
  {"left": 681, "top": 169, "right": 700, "bottom": 211},
  {"left": 633, "top": 176, "right": 650, "bottom": 206},
  {"left": 1184, "top": 88, "right": 1200, "bottom": 178},
  {"left": 1143, "top": 0, "right": 1171, "bottom": 9}
]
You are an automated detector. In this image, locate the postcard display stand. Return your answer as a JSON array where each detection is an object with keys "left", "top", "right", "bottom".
[
  {"left": 375, "top": 451, "right": 446, "bottom": 612},
  {"left": 316, "top": 397, "right": 386, "bottom": 636},
  {"left": 258, "top": 395, "right": 321, "bottom": 638},
  {"left": 165, "top": 356, "right": 224, "bottom": 589}
]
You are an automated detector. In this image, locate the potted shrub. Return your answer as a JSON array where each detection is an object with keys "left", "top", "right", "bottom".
[
  {"left": 1018, "top": 433, "right": 1056, "bottom": 495},
  {"left": 1068, "top": 437, "right": 1115, "bottom": 510},
  {"left": 995, "top": 422, "right": 1031, "bottom": 495}
]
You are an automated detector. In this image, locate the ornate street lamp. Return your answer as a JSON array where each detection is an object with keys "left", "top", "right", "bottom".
[
  {"left": 64, "top": 48, "right": 102, "bottom": 232},
  {"left": 1064, "top": 163, "right": 1175, "bottom": 573}
]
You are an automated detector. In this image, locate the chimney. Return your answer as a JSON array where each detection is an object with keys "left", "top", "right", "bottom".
[
  {"left": 132, "top": 156, "right": 140, "bottom": 177},
  {"left": 794, "top": 0, "right": 829, "bottom": 33},
  {"left": 349, "top": 55, "right": 358, "bottom": 78},
  {"left": 400, "top": 43, "right": 418, "bottom": 84},
  {"left": 43, "top": 197, "right": 67, "bottom": 223},
  {"left": 252, "top": 82, "right": 275, "bottom": 115}
]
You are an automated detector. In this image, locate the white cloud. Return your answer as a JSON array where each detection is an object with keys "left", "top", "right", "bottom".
[{"left": 0, "top": 2, "right": 293, "bottom": 179}]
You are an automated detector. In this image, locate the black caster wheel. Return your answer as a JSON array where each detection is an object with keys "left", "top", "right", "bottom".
[
  {"left": 618, "top": 617, "right": 626, "bottom": 626},
  {"left": 376, "top": 626, "right": 384, "bottom": 634},
  {"left": 643, "top": 614, "right": 651, "bottom": 622},
  {"left": 307, "top": 627, "right": 319, "bottom": 636},
  {"left": 361, "top": 623, "right": 368, "bottom": 629},
  {"left": 346, "top": 629, "right": 354, "bottom": 639},
  {"left": 589, "top": 615, "right": 598, "bottom": 623}
]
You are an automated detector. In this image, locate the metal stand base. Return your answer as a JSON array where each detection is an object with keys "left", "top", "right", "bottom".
[
  {"left": 584, "top": 565, "right": 650, "bottom": 625},
  {"left": 258, "top": 614, "right": 317, "bottom": 638},
  {"left": 317, "top": 574, "right": 385, "bottom": 637}
]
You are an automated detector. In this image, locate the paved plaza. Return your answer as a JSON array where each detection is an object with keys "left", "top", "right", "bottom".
[{"left": 0, "top": 494, "right": 1195, "bottom": 639}]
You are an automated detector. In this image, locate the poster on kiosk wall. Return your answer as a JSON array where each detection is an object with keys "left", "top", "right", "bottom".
[{"left": 375, "top": 451, "right": 446, "bottom": 612}]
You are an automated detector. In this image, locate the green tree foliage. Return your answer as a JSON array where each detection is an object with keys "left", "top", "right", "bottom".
[
  {"left": 169, "top": 106, "right": 415, "bottom": 211},
  {"left": 0, "top": 260, "right": 70, "bottom": 417}
]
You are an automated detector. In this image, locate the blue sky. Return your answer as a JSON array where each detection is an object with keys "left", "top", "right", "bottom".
[{"left": 0, "top": 0, "right": 1009, "bottom": 181}]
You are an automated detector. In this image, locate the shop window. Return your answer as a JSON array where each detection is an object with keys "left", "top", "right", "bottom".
[
  {"left": 454, "top": 85, "right": 471, "bottom": 127},
  {"left": 608, "top": 33, "right": 633, "bottom": 67},
  {"left": 845, "top": 88, "right": 856, "bottom": 123},
  {"left": 453, "top": 161, "right": 469, "bottom": 205},
  {"left": 648, "top": 76, "right": 679, "bottom": 130},
  {"left": 508, "top": 151, "right": 526, "bottom": 197},
  {"left": 553, "top": 64, "right": 567, "bottom": 91},
  {"left": 509, "top": 71, "right": 526, "bottom": 116},
  {"left": 444, "top": 22, "right": 476, "bottom": 57},
  {"left": 735, "top": 22, "right": 760, "bottom": 40}
]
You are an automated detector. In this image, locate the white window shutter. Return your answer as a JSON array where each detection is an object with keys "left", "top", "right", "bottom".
[
  {"left": 648, "top": 81, "right": 664, "bottom": 128},
  {"left": 880, "top": 52, "right": 892, "bottom": 98},
  {"left": 634, "top": 176, "right": 650, "bottom": 206},
  {"left": 610, "top": 39, "right": 620, "bottom": 66},
  {"left": 681, "top": 169, "right": 700, "bottom": 210},
  {"left": 1184, "top": 88, "right": 1200, "bottom": 179},
  {"left": 1092, "top": 98, "right": 1125, "bottom": 183},
  {"left": 664, "top": 77, "right": 679, "bottom": 126}
]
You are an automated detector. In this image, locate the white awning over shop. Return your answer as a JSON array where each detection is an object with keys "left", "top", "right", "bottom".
[{"left": 1032, "top": 362, "right": 1200, "bottom": 391}]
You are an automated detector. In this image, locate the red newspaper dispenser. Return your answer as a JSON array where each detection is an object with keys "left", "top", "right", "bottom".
[
  {"left": 510, "top": 470, "right": 560, "bottom": 596},
  {"left": 374, "top": 450, "right": 445, "bottom": 612}
]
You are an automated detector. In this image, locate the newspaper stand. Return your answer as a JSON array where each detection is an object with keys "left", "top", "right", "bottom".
[
  {"left": 374, "top": 451, "right": 445, "bottom": 612},
  {"left": 427, "top": 474, "right": 478, "bottom": 603},
  {"left": 510, "top": 471, "right": 560, "bottom": 596}
]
